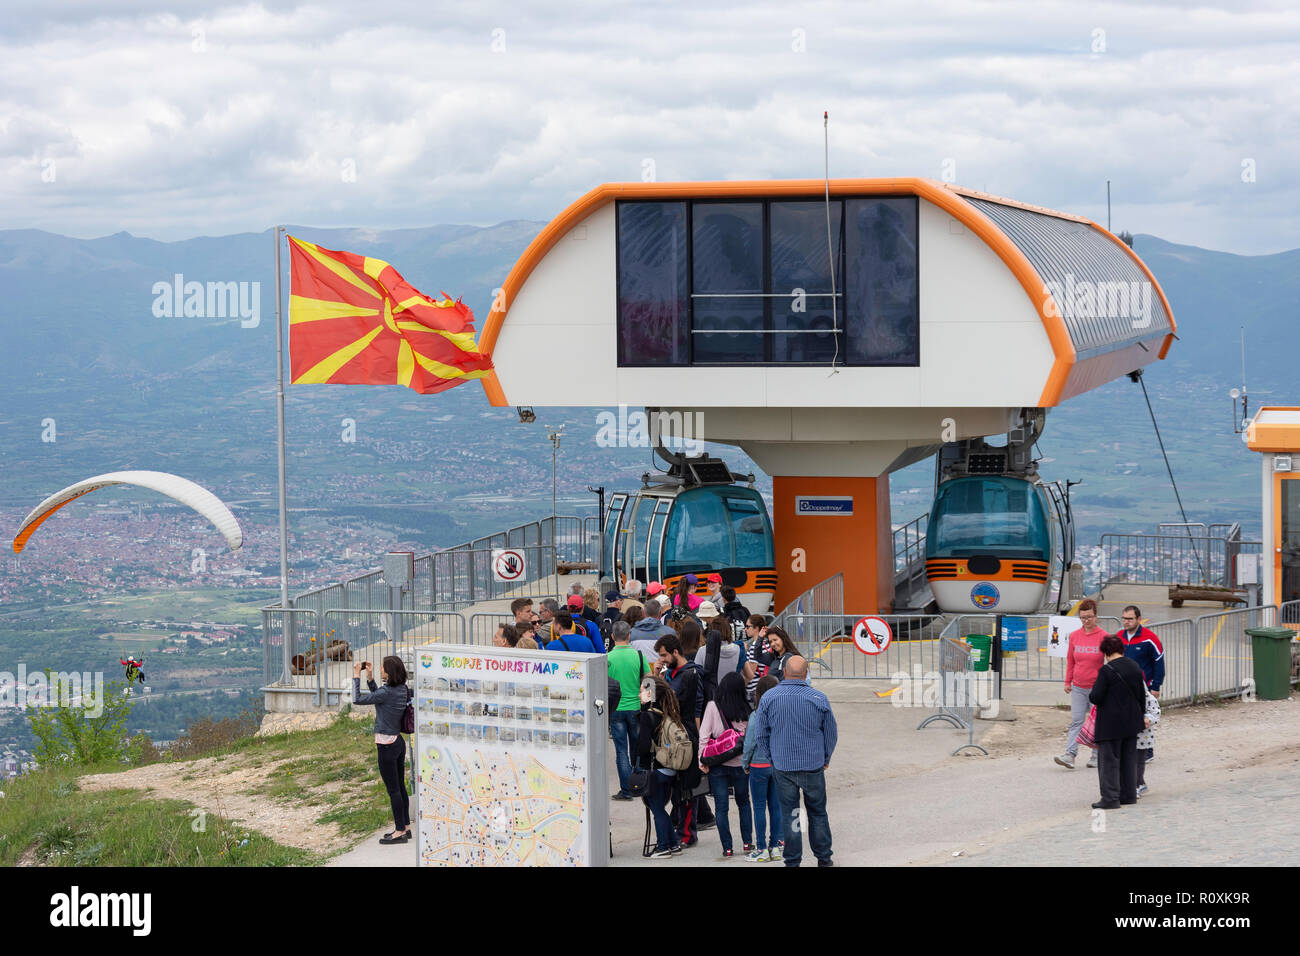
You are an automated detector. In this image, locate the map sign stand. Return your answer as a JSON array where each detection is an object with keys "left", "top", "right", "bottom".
[{"left": 412, "top": 643, "right": 609, "bottom": 866}]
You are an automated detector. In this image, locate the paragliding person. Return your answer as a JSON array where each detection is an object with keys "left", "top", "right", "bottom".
[{"left": 121, "top": 656, "right": 145, "bottom": 685}]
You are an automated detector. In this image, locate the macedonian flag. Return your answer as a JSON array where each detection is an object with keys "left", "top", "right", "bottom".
[{"left": 287, "top": 236, "right": 493, "bottom": 394}]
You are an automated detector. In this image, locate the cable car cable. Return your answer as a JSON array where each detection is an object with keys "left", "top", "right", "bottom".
[{"left": 1129, "top": 369, "right": 1205, "bottom": 582}]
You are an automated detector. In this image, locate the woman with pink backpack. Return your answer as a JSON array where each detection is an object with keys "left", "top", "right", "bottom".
[{"left": 698, "top": 671, "right": 753, "bottom": 858}]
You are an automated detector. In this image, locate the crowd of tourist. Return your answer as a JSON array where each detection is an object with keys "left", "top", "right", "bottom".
[{"left": 494, "top": 575, "right": 838, "bottom": 865}]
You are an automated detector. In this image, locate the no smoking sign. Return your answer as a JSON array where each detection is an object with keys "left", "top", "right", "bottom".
[
  {"left": 492, "top": 548, "right": 526, "bottom": 583},
  {"left": 852, "top": 616, "right": 893, "bottom": 655}
]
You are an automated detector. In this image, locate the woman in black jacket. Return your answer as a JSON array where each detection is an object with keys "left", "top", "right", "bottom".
[
  {"left": 1088, "top": 635, "right": 1147, "bottom": 809},
  {"left": 353, "top": 655, "right": 412, "bottom": 844}
]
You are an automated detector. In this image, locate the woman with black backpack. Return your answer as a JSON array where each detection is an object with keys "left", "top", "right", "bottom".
[
  {"left": 636, "top": 675, "right": 689, "bottom": 859},
  {"left": 353, "top": 655, "right": 413, "bottom": 845}
]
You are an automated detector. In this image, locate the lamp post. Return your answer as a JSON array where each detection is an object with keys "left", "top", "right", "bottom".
[{"left": 547, "top": 426, "right": 564, "bottom": 521}]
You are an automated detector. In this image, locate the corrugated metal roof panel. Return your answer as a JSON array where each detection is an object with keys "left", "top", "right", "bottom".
[{"left": 964, "top": 197, "right": 1172, "bottom": 356}]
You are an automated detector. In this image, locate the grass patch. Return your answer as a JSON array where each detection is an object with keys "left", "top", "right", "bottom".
[{"left": 0, "top": 766, "right": 318, "bottom": 867}]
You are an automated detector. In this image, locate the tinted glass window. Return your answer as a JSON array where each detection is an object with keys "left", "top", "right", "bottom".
[
  {"left": 926, "top": 477, "right": 1049, "bottom": 559},
  {"left": 663, "top": 488, "right": 734, "bottom": 576},
  {"left": 724, "top": 491, "right": 775, "bottom": 567},
  {"left": 617, "top": 202, "right": 689, "bottom": 365},
  {"left": 692, "top": 203, "right": 764, "bottom": 363},
  {"left": 770, "top": 202, "right": 843, "bottom": 363},
  {"left": 845, "top": 198, "right": 919, "bottom": 365}
]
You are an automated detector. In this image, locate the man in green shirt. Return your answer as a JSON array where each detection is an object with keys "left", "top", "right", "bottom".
[{"left": 607, "top": 621, "right": 649, "bottom": 800}]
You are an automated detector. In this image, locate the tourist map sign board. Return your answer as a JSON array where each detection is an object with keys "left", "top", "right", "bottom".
[{"left": 413, "top": 643, "right": 609, "bottom": 866}]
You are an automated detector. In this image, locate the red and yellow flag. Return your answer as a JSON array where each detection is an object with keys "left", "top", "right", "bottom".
[{"left": 287, "top": 236, "right": 493, "bottom": 394}]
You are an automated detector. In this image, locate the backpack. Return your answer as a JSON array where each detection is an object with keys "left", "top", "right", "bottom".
[
  {"left": 401, "top": 685, "right": 415, "bottom": 735},
  {"left": 653, "top": 710, "right": 693, "bottom": 770}
]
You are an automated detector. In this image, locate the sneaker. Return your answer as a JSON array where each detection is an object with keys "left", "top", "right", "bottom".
[
  {"left": 1092, "top": 800, "right": 1120, "bottom": 809},
  {"left": 651, "top": 847, "right": 676, "bottom": 858},
  {"left": 1136, "top": 784, "right": 1148, "bottom": 798},
  {"left": 745, "top": 848, "right": 769, "bottom": 862},
  {"left": 1054, "top": 753, "right": 1075, "bottom": 769},
  {"left": 1086, "top": 752, "right": 1098, "bottom": 769},
  {"left": 721, "top": 849, "right": 734, "bottom": 859},
  {"left": 817, "top": 859, "right": 834, "bottom": 867},
  {"left": 669, "top": 843, "right": 683, "bottom": 855},
  {"left": 742, "top": 843, "right": 754, "bottom": 853},
  {"left": 770, "top": 844, "right": 784, "bottom": 861},
  {"left": 612, "top": 792, "right": 634, "bottom": 801}
]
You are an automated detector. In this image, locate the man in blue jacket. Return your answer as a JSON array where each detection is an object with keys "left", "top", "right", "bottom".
[{"left": 1119, "top": 605, "right": 1164, "bottom": 775}]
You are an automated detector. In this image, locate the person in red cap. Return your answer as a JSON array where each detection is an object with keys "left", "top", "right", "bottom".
[
  {"left": 705, "top": 573, "right": 724, "bottom": 605},
  {"left": 566, "top": 594, "right": 606, "bottom": 651},
  {"left": 646, "top": 581, "right": 664, "bottom": 598}
]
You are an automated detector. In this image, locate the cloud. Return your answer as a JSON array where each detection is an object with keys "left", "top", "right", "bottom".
[{"left": 1, "top": 0, "right": 1297, "bottom": 252}]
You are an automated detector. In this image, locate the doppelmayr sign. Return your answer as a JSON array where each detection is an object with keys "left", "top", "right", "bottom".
[{"left": 795, "top": 496, "right": 854, "bottom": 516}]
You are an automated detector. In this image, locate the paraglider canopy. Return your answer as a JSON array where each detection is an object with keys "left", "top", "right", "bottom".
[{"left": 12, "top": 470, "right": 243, "bottom": 553}]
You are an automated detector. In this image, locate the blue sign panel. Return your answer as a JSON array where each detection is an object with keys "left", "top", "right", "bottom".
[
  {"left": 1001, "top": 616, "right": 1028, "bottom": 652},
  {"left": 795, "top": 496, "right": 854, "bottom": 516}
]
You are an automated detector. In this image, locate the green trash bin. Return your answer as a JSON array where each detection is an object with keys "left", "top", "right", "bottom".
[
  {"left": 965, "top": 634, "right": 993, "bottom": 672},
  {"left": 1244, "top": 626, "right": 1296, "bottom": 700}
]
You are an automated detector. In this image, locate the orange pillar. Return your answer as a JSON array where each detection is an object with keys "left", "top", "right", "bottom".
[{"left": 773, "top": 476, "right": 894, "bottom": 614}]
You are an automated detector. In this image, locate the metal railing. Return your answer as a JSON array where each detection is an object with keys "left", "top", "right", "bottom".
[
  {"left": 916, "top": 637, "right": 989, "bottom": 755},
  {"left": 893, "top": 512, "right": 929, "bottom": 606},
  {"left": 469, "top": 612, "right": 514, "bottom": 647},
  {"left": 262, "top": 607, "right": 320, "bottom": 688},
  {"left": 1144, "top": 606, "right": 1276, "bottom": 705},
  {"left": 893, "top": 512, "right": 927, "bottom": 576},
  {"left": 777, "top": 613, "right": 947, "bottom": 679},
  {"left": 938, "top": 614, "right": 1123, "bottom": 683},
  {"left": 1097, "top": 533, "right": 1254, "bottom": 591}
]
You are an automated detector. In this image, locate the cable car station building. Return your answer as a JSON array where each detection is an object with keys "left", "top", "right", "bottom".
[{"left": 478, "top": 178, "right": 1177, "bottom": 614}]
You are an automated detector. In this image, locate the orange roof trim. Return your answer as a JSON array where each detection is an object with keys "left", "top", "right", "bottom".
[{"left": 478, "top": 178, "right": 1175, "bottom": 408}]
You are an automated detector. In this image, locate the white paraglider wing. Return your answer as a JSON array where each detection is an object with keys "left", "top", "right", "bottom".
[{"left": 13, "top": 471, "right": 243, "bottom": 553}]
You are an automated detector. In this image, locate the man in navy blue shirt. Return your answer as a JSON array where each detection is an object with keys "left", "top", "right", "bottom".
[
  {"left": 543, "top": 612, "right": 603, "bottom": 654},
  {"left": 565, "top": 595, "right": 606, "bottom": 652},
  {"left": 748, "top": 656, "right": 838, "bottom": 867}
]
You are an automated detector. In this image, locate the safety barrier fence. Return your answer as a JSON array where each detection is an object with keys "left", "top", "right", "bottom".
[
  {"left": 916, "top": 637, "right": 988, "bottom": 756},
  {"left": 773, "top": 613, "right": 946, "bottom": 678},
  {"left": 772, "top": 573, "right": 843, "bottom": 627},
  {"left": 889, "top": 512, "right": 930, "bottom": 600},
  {"left": 937, "top": 615, "right": 1123, "bottom": 683},
  {"left": 1146, "top": 605, "right": 1279, "bottom": 705},
  {"left": 262, "top": 607, "right": 320, "bottom": 690},
  {"left": 1096, "top": 531, "right": 1261, "bottom": 592}
]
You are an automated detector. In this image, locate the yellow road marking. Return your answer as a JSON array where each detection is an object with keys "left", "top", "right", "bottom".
[{"left": 1203, "top": 616, "right": 1226, "bottom": 658}]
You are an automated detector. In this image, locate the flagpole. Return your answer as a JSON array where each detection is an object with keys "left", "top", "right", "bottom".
[{"left": 274, "top": 225, "right": 293, "bottom": 684}]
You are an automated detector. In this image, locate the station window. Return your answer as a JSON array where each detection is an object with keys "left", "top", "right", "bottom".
[{"left": 616, "top": 196, "right": 918, "bottom": 367}]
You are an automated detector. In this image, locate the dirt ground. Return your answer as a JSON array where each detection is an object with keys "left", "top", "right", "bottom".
[{"left": 76, "top": 689, "right": 1299, "bottom": 867}]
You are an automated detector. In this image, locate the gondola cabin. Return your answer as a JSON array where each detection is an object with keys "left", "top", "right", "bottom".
[{"left": 602, "top": 455, "right": 777, "bottom": 613}]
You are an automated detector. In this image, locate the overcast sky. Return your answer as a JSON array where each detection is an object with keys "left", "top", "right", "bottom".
[{"left": 3, "top": 0, "right": 1297, "bottom": 253}]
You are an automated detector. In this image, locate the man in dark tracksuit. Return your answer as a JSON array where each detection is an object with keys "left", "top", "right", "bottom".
[{"left": 1119, "top": 605, "right": 1164, "bottom": 765}]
